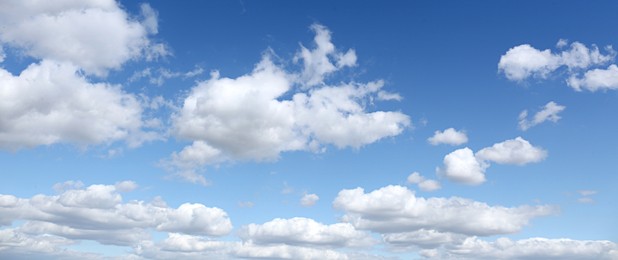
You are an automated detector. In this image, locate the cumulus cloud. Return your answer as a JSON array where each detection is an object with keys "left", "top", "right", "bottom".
[
  {"left": 169, "top": 24, "right": 410, "bottom": 182},
  {"left": 437, "top": 137, "right": 546, "bottom": 185},
  {"left": 445, "top": 237, "right": 618, "bottom": 260},
  {"left": 407, "top": 172, "right": 441, "bottom": 192},
  {"left": 428, "top": 128, "right": 468, "bottom": 146},
  {"left": 0, "top": 2, "right": 167, "bottom": 150},
  {"left": 333, "top": 185, "right": 554, "bottom": 236},
  {"left": 498, "top": 42, "right": 614, "bottom": 82},
  {"left": 300, "top": 193, "right": 320, "bottom": 207},
  {"left": 476, "top": 137, "right": 547, "bottom": 165},
  {"left": 0, "top": 1, "right": 167, "bottom": 76},
  {"left": 240, "top": 217, "right": 375, "bottom": 248},
  {"left": 437, "top": 148, "right": 488, "bottom": 185},
  {"left": 0, "top": 181, "right": 233, "bottom": 247},
  {"left": 0, "top": 61, "right": 158, "bottom": 150},
  {"left": 568, "top": 64, "right": 618, "bottom": 91},
  {"left": 519, "top": 101, "right": 566, "bottom": 131}
]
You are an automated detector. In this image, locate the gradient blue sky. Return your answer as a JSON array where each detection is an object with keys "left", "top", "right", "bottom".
[{"left": 1, "top": 1, "right": 617, "bottom": 259}]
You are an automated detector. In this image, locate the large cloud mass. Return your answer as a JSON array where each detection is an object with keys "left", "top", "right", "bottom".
[
  {"left": 169, "top": 25, "right": 410, "bottom": 182},
  {"left": 0, "top": 0, "right": 165, "bottom": 76},
  {"left": 333, "top": 185, "right": 554, "bottom": 236}
]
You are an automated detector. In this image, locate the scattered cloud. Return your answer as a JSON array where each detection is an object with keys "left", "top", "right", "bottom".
[
  {"left": 3, "top": 181, "right": 613, "bottom": 260},
  {"left": 0, "top": 2, "right": 167, "bottom": 76},
  {"left": 427, "top": 128, "right": 468, "bottom": 146},
  {"left": 476, "top": 137, "right": 547, "bottom": 165},
  {"left": 519, "top": 101, "right": 566, "bottom": 131},
  {"left": 294, "top": 24, "right": 357, "bottom": 88},
  {"left": 300, "top": 193, "right": 320, "bottom": 207},
  {"left": 240, "top": 217, "right": 376, "bottom": 248},
  {"left": 333, "top": 185, "right": 555, "bottom": 236},
  {"left": 443, "top": 237, "right": 618, "bottom": 260},
  {"left": 0, "top": 181, "right": 233, "bottom": 246},
  {"left": 498, "top": 41, "right": 614, "bottom": 82},
  {"left": 438, "top": 137, "right": 546, "bottom": 185},
  {"left": 169, "top": 24, "right": 410, "bottom": 182},
  {"left": 568, "top": 64, "right": 618, "bottom": 91},
  {"left": 407, "top": 172, "right": 441, "bottom": 192}
]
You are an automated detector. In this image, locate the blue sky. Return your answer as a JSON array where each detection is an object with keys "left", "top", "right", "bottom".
[{"left": 1, "top": 1, "right": 617, "bottom": 259}]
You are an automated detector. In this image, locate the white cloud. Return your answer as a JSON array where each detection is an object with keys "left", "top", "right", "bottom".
[
  {"left": 300, "top": 193, "right": 320, "bottom": 207},
  {"left": 437, "top": 137, "right": 547, "bottom": 185},
  {"left": 333, "top": 185, "right": 555, "bottom": 236},
  {"left": 407, "top": 172, "right": 441, "bottom": 192},
  {"left": 383, "top": 229, "right": 465, "bottom": 249},
  {"left": 0, "top": 1, "right": 166, "bottom": 76},
  {"left": 0, "top": 228, "right": 102, "bottom": 260},
  {"left": 568, "top": 64, "right": 618, "bottom": 91},
  {"left": 295, "top": 24, "right": 357, "bottom": 87},
  {"left": 498, "top": 42, "right": 614, "bottom": 82},
  {"left": 0, "top": 181, "right": 233, "bottom": 248},
  {"left": 0, "top": 61, "right": 157, "bottom": 150},
  {"left": 240, "top": 217, "right": 375, "bottom": 248},
  {"left": 156, "top": 203, "right": 233, "bottom": 236},
  {"left": 519, "top": 101, "right": 566, "bottom": 131},
  {"left": 446, "top": 237, "right": 618, "bottom": 260},
  {"left": 476, "top": 137, "right": 547, "bottom": 165},
  {"left": 437, "top": 148, "right": 488, "bottom": 185},
  {"left": 170, "top": 25, "right": 409, "bottom": 182},
  {"left": 498, "top": 44, "right": 559, "bottom": 81},
  {"left": 233, "top": 243, "right": 350, "bottom": 260},
  {"left": 427, "top": 128, "right": 468, "bottom": 146}
]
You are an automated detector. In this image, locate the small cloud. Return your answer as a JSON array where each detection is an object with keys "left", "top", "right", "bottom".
[
  {"left": 519, "top": 101, "right": 565, "bottom": 131},
  {"left": 407, "top": 172, "right": 441, "bottom": 192},
  {"left": 300, "top": 193, "right": 319, "bottom": 207},
  {"left": 428, "top": 128, "right": 468, "bottom": 146}
]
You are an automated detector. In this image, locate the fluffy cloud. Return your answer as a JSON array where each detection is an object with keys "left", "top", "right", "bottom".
[
  {"left": 446, "top": 237, "right": 618, "bottom": 260},
  {"left": 498, "top": 41, "right": 614, "bottom": 82},
  {"left": 568, "top": 64, "right": 618, "bottom": 91},
  {"left": 295, "top": 24, "right": 357, "bottom": 87},
  {"left": 170, "top": 24, "right": 410, "bottom": 181},
  {"left": 300, "top": 193, "right": 320, "bottom": 207},
  {"left": 0, "top": 1, "right": 167, "bottom": 150},
  {"left": 427, "top": 128, "right": 468, "bottom": 146},
  {"left": 0, "top": 181, "right": 233, "bottom": 247},
  {"left": 333, "top": 185, "right": 554, "bottom": 236},
  {"left": 0, "top": 61, "right": 157, "bottom": 150},
  {"left": 476, "top": 137, "right": 547, "bottom": 165},
  {"left": 240, "top": 217, "right": 375, "bottom": 248},
  {"left": 519, "top": 101, "right": 566, "bottom": 131},
  {"left": 0, "top": 1, "right": 167, "bottom": 76},
  {"left": 438, "top": 137, "right": 546, "bottom": 185},
  {"left": 407, "top": 172, "right": 441, "bottom": 192},
  {"left": 437, "top": 148, "right": 488, "bottom": 185}
]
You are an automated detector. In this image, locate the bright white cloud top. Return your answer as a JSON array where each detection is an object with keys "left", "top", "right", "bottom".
[
  {"left": 427, "top": 128, "right": 468, "bottom": 146},
  {"left": 0, "top": 1, "right": 616, "bottom": 259}
]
